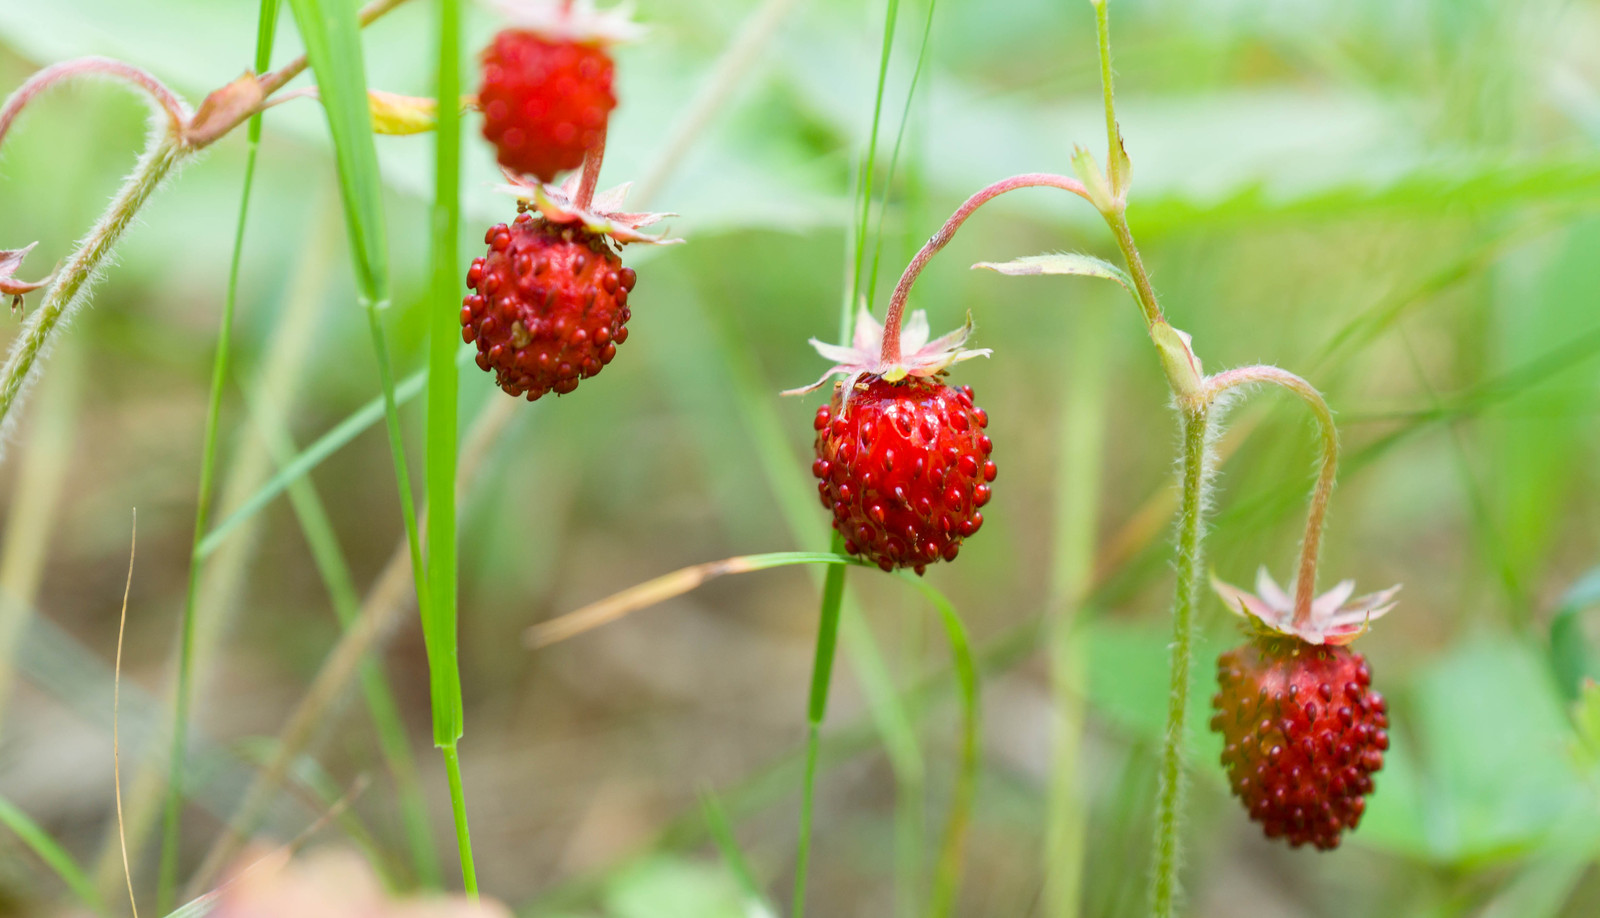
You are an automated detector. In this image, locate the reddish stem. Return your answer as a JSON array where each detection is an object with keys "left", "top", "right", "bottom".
[
  {"left": 880, "top": 173, "right": 1091, "bottom": 366},
  {"left": 574, "top": 125, "right": 606, "bottom": 211},
  {"left": 0, "top": 57, "right": 189, "bottom": 150},
  {"left": 1202, "top": 365, "right": 1339, "bottom": 626}
]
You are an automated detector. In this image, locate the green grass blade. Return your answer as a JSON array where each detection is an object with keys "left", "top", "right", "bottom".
[
  {"left": 425, "top": 0, "right": 465, "bottom": 756},
  {"left": 284, "top": 0, "right": 388, "bottom": 302},
  {"left": 792, "top": 535, "right": 847, "bottom": 918},
  {"left": 700, "top": 789, "right": 766, "bottom": 908},
  {"left": 253, "top": 397, "right": 442, "bottom": 887},
  {"left": 866, "top": 0, "right": 937, "bottom": 304},
  {"left": 156, "top": 1, "right": 279, "bottom": 908},
  {"left": 283, "top": 0, "right": 431, "bottom": 839},
  {"left": 897, "top": 576, "right": 978, "bottom": 918},
  {"left": 198, "top": 347, "right": 474, "bottom": 560},
  {"left": 849, "top": 0, "right": 901, "bottom": 309},
  {"left": 427, "top": 0, "right": 477, "bottom": 896},
  {"left": 0, "top": 792, "right": 107, "bottom": 915}
]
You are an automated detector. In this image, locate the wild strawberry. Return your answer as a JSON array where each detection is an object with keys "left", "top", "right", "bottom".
[
  {"left": 464, "top": 170, "right": 677, "bottom": 400},
  {"left": 464, "top": 215, "right": 634, "bottom": 399},
  {"left": 479, "top": 31, "right": 614, "bottom": 183},
  {"left": 477, "top": 1, "right": 639, "bottom": 183},
  {"left": 1209, "top": 569, "right": 1401, "bottom": 849},
  {"left": 787, "top": 308, "right": 994, "bottom": 574}
]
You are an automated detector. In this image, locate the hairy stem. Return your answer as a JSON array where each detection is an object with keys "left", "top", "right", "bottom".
[
  {"left": 0, "top": 140, "right": 182, "bottom": 439},
  {"left": 879, "top": 173, "right": 1090, "bottom": 365},
  {"left": 1106, "top": 212, "right": 1164, "bottom": 331},
  {"left": 1150, "top": 403, "right": 1209, "bottom": 918},
  {"left": 0, "top": 58, "right": 189, "bottom": 148},
  {"left": 1202, "top": 366, "right": 1339, "bottom": 624}
]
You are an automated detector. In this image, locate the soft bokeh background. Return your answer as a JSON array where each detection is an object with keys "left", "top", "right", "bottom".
[{"left": 0, "top": 0, "right": 1599, "bottom": 915}]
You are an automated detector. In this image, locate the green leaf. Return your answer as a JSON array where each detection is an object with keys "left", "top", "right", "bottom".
[
  {"left": 1550, "top": 566, "right": 1600, "bottom": 700},
  {"left": 971, "top": 252, "right": 1133, "bottom": 291}
]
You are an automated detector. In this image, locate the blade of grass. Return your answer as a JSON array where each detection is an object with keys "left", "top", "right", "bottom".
[
  {"left": 155, "top": 1, "right": 279, "bottom": 908},
  {"left": 0, "top": 791, "right": 107, "bottom": 915},
  {"left": 865, "top": 0, "right": 937, "bottom": 305},
  {"left": 197, "top": 347, "right": 475, "bottom": 560},
  {"left": 1044, "top": 303, "right": 1108, "bottom": 918},
  {"left": 185, "top": 382, "right": 441, "bottom": 892},
  {"left": 426, "top": 0, "right": 477, "bottom": 895},
  {"left": 0, "top": 339, "right": 80, "bottom": 734},
  {"left": 897, "top": 574, "right": 978, "bottom": 918},
  {"left": 849, "top": 0, "right": 901, "bottom": 308},
  {"left": 700, "top": 789, "right": 773, "bottom": 914}
]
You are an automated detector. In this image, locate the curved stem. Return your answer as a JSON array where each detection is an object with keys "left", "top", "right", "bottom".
[
  {"left": 880, "top": 173, "right": 1091, "bottom": 365},
  {"left": 0, "top": 57, "right": 188, "bottom": 149},
  {"left": 574, "top": 125, "right": 606, "bottom": 211},
  {"left": 1201, "top": 365, "right": 1339, "bottom": 626},
  {"left": 1149, "top": 403, "right": 1209, "bottom": 918}
]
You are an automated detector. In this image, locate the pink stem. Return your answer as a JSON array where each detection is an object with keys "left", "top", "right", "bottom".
[
  {"left": 574, "top": 126, "right": 607, "bottom": 211},
  {"left": 0, "top": 58, "right": 188, "bottom": 151},
  {"left": 881, "top": 173, "right": 1091, "bottom": 366},
  {"left": 1202, "top": 365, "right": 1339, "bottom": 626}
]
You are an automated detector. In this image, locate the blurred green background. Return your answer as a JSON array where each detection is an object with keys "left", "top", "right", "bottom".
[{"left": 0, "top": 0, "right": 1598, "bottom": 915}]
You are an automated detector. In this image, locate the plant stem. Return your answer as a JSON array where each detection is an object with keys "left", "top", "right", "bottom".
[
  {"left": 1105, "top": 212, "right": 1164, "bottom": 331},
  {"left": 0, "top": 58, "right": 188, "bottom": 146},
  {"left": 1201, "top": 366, "right": 1339, "bottom": 624},
  {"left": 442, "top": 745, "right": 479, "bottom": 898},
  {"left": 573, "top": 128, "right": 605, "bottom": 211},
  {"left": 879, "top": 173, "right": 1090, "bottom": 365},
  {"left": 0, "top": 139, "right": 182, "bottom": 438},
  {"left": 793, "top": 534, "right": 848, "bottom": 918},
  {"left": 1149, "top": 403, "right": 1209, "bottom": 918},
  {"left": 1094, "top": 0, "right": 1115, "bottom": 175}
]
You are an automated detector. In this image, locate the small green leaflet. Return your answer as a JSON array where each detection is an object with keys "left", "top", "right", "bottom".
[{"left": 971, "top": 252, "right": 1134, "bottom": 291}]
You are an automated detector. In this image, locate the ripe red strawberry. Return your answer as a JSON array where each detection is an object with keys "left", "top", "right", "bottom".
[
  {"left": 786, "top": 307, "right": 995, "bottom": 574},
  {"left": 463, "top": 169, "right": 674, "bottom": 400},
  {"left": 811, "top": 375, "right": 995, "bottom": 573},
  {"left": 1208, "top": 569, "right": 1401, "bottom": 850},
  {"left": 1211, "top": 637, "right": 1388, "bottom": 849},
  {"left": 463, "top": 213, "right": 635, "bottom": 400},
  {"left": 479, "top": 29, "right": 616, "bottom": 183}
]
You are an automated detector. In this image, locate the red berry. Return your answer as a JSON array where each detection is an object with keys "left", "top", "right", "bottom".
[
  {"left": 479, "top": 30, "right": 616, "bottom": 182},
  {"left": 462, "top": 214, "right": 637, "bottom": 400},
  {"left": 1210, "top": 637, "right": 1388, "bottom": 850},
  {"left": 812, "top": 375, "right": 995, "bottom": 574}
]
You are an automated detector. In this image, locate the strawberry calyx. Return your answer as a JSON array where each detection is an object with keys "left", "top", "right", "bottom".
[
  {"left": 488, "top": 0, "right": 645, "bottom": 45},
  {"left": 783, "top": 306, "right": 991, "bottom": 402},
  {"left": 1212, "top": 567, "right": 1400, "bottom": 646},
  {"left": 494, "top": 168, "right": 680, "bottom": 246}
]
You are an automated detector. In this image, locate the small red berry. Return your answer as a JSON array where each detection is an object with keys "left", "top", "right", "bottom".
[
  {"left": 462, "top": 213, "right": 636, "bottom": 400},
  {"left": 479, "top": 30, "right": 616, "bottom": 182},
  {"left": 1210, "top": 636, "right": 1387, "bottom": 850},
  {"left": 812, "top": 375, "right": 994, "bottom": 574}
]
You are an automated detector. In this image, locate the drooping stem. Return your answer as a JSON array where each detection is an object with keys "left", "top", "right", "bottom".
[
  {"left": 1201, "top": 366, "right": 1339, "bottom": 625},
  {"left": 879, "top": 173, "right": 1090, "bottom": 365},
  {"left": 0, "top": 138, "right": 182, "bottom": 439},
  {"left": 574, "top": 126, "right": 606, "bottom": 211},
  {"left": 0, "top": 57, "right": 189, "bottom": 148},
  {"left": 1149, "top": 403, "right": 1210, "bottom": 918}
]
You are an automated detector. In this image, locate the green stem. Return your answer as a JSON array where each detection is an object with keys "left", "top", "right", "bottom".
[
  {"left": 1149, "top": 404, "right": 1210, "bottom": 918},
  {"left": 792, "top": 533, "right": 848, "bottom": 918},
  {"left": 442, "top": 745, "right": 479, "bottom": 899}
]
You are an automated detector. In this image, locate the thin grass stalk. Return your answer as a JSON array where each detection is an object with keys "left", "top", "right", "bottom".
[
  {"left": 792, "top": 543, "right": 847, "bottom": 918},
  {"left": 1044, "top": 305, "right": 1108, "bottom": 918},
  {"left": 156, "top": 2, "right": 279, "bottom": 902},
  {"left": 0, "top": 793, "right": 107, "bottom": 915},
  {"left": 1149, "top": 405, "right": 1210, "bottom": 918},
  {"left": 0, "top": 342, "right": 80, "bottom": 732}
]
